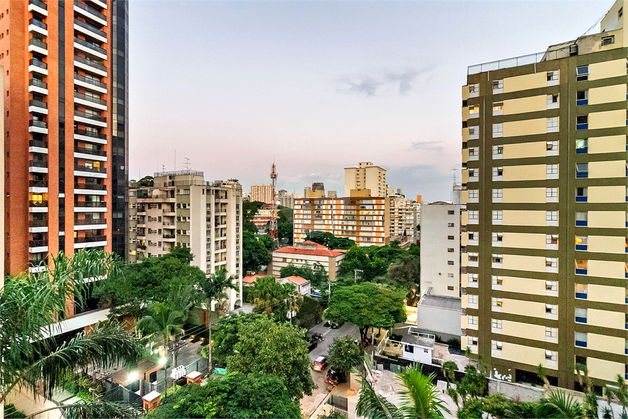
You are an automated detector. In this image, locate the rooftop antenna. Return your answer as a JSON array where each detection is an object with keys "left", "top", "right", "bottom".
[
  {"left": 183, "top": 157, "right": 191, "bottom": 171},
  {"left": 269, "top": 158, "right": 278, "bottom": 243},
  {"left": 174, "top": 150, "right": 176, "bottom": 172},
  {"left": 452, "top": 168, "right": 457, "bottom": 186}
]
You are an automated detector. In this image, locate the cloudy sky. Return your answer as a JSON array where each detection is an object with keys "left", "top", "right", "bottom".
[{"left": 129, "top": 0, "right": 609, "bottom": 202}]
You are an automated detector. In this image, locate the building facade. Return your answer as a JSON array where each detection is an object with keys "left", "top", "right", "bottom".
[
  {"left": 420, "top": 201, "right": 460, "bottom": 298},
  {"left": 344, "top": 161, "right": 387, "bottom": 197},
  {"left": 271, "top": 241, "right": 345, "bottom": 281},
  {"left": 461, "top": 0, "right": 628, "bottom": 389},
  {"left": 250, "top": 183, "right": 273, "bottom": 204},
  {"left": 293, "top": 196, "right": 390, "bottom": 246},
  {"left": 1, "top": 0, "right": 128, "bottom": 275},
  {"left": 128, "top": 171, "right": 243, "bottom": 310},
  {"left": 388, "top": 193, "right": 420, "bottom": 243}
]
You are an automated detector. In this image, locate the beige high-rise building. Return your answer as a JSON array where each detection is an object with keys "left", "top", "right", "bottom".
[
  {"left": 344, "top": 162, "right": 387, "bottom": 197},
  {"left": 388, "top": 193, "right": 419, "bottom": 243},
  {"left": 461, "top": 0, "right": 628, "bottom": 390},
  {"left": 250, "top": 184, "right": 273, "bottom": 204},
  {"left": 128, "top": 171, "right": 243, "bottom": 310},
  {"left": 293, "top": 196, "right": 390, "bottom": 246}
]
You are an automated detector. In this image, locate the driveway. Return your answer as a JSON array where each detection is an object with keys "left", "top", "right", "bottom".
[{"left": 301, "top": 322, "right": 360, "bottom": 418}]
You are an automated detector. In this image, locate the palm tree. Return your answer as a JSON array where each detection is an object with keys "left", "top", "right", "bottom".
[
  {"left": 197, "top": 267, "right": 238, "bottom": 367},
  {"left": 356, "top": 354, "right": 449, "bottom": 419},
  {"left": 250, "top": 275, "right": 285, "bottom": 315},
  {"left": 0, "top": 250, "right": 142, "bottom": 418},
  {"left": 536, "top": 388, "right": 585, "bottom": 419},
  {"left": 441, "top": 361, "right": 457, "bottom": 386},
  {"left": 536, "top": 363, "right": 550, "bottom": 388}
]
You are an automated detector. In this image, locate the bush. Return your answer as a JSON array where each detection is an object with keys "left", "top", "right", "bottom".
[
  {"left": 5, "top": 404, "right": 26, "bottom": 419},
  {"left": 447, "top": 338, "right": 461, "bottom": 350},
  {"left": 390, "top": 333, "right": 403, "bottom": 341}
]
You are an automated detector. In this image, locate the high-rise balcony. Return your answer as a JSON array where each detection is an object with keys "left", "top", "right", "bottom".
[
  {"left": 29, "top": 139, "right": 48, "bottom": 153},
  {"left": 29, "top": 58, "right": 48, "bottom": 76},
  {"left": 74, "top": 91, "right": 107, "bottom": 111},
  {"left": 74, "top": 182, "right": 107, "bottom": 195},
  {"left": 29, "top": 218, "right": 48, "bottom": 233},
  {"left": 74, "top": 145, "right": 106, "bottom": 157},
  {"left": 74, "top": 236, "right": 107, "bottom": 250},
  {"left": 29, "top": 200, "right": 48, "bottom": 209},
  {"left": 91, "top": 0, "right": 107, "bottom": 10},
  {"left": 29, "top": 239, "right": 49, "bottom": 253},
  {"left": 75, "top": 218, "right": 106, "bottom": 225},
  {"left": 74, "top": 110, "right": 107, "bottom": 128},
  {"left": 29, "top": 78, "right": 48, "bottom": 95},
  {"left": 28, "top": 38, "right": 48, "bottom": 56},
  {"left": 74, "top": 37, "right": 107, "bottom": 60},
  {"left": 74, "top": 164, "right": 106, "bottom": 173},
  {"left": 29, "top": 158, "right": 48, "bottom": 174},
  {"left": 28, "top": 18, "right": 48, "bottom": 36},
  {"left": 74, "top": 55, "right": 107, "bottom": 77},
  {"left": 74, "top": 19, "right": 107, "bottom": 43},
  {"left": 74, "top": 164, "right": 106, "bottom": 180},
  {"left": 29, "top": 99, "right": 48, "bottom": 115},
  {"left": 74, "top": 201, "right": 107, "bottom": 208},
  {"left": 74, "top": 128, "right": 107, "bottom": 144},
  {"left": 28, "top": 0, "right": 48, "bottom": 17},
  {"left": 29, "top": 119, "right": 48, "bottom": 134},
  {"left": 74, "top": 1, "right": 107, "bottom": 26},
  {"left": 74, "top": 73, "right": 107, "bottom": 94}
]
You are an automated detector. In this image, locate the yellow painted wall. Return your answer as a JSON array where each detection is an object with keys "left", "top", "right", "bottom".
[
  {"left": 502, "top": 187, "right": 546, "bottom": 203},
  {"left": 503, "top": 298, "right": 546, "bottom": 319},
  {"left": 498, "top": 342, "right": 552, "bottom": 369},
  {"left": 588, "top": 235, "right": 625, "bottom": 254},
  {"left": 503, "top": 118, "right": 547, "bottom": 138},
  {"left": 461, "top": 169, "right": 469, "bottom": 184},
  {"left": 589, "top": 84, "right": 627, "bottom": 105},
  {"left": 502, "top": 233, "right": 545, "bottom": 249},
  {"left": 588, "top": 310, "right": 625, "bottom": 332},
  {"left": 588, "top": 284, "right": 625, "bottom": 304},
  {"left": 588, "top": 259, "right": 625, "bottom": 279},
  {"left": 502, "top": 276, "right": 547, "bottom": 296},
  {"left": 462, "top": 107, "right": 470, "bottom": 120},
  {"left": 503, "top": 72, "right": 547, "bottom": 93},
  {"left": 589, "top": 135, "right": 625, "bottom": 154},
  {"left": 461, "top": 211, "right": 469, "bottom": 225},
  {"left": 503, "top": 254, "right": 545, "bottom": 272},
  {"left": 589, "top": 211, "right": 625, "bottom": 229},
  {"left": 503, "top": 164, "right": 546, "bottom": 181},
  {"left": 503, "top": 142, "right": 546, "bottom": 159},
  {"left": 462, "top": 127, "right": 469, "bottom": 142},
  {"left": 503, "top": 210, "right": 546, "bottom": 227},
  {"left": 503, "top": 95, "right": 547, "bottom": 115},
  {"left": 501, "top": 320, "right": 545, "bottom": 342},
  {"left": 589, "top": 109, "right": 625, "bottom": 130},
  {"left": 588, "top": 358, "right": 625, "bottom": 382},
  {"left": 588, "top": 185, "right": 624, "bottom": 203},
  {"left": 589, "top": 59, "right": 626, "bottom": 81},
  {"left": 589, "top": 160, "right": 625, "bottom": 179},
  {"left": 462, "top": 149, "right": 469, "bottom": 163},
  {"left": 462, "top": 85, "right": 470, "bottom": 100},
  {"left": 587, "top": 332, "right": 625, "bottom": 355}
]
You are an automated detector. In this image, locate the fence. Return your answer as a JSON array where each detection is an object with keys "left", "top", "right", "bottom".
[
  {"left": 101, "top": 379, "right": 143, "bottom": 410},
  {"left": 327, "top": 395, "right": 348, "bottom": 414},
  {"left": 143, "top": 356, "right": 210, "bottom": 397}
]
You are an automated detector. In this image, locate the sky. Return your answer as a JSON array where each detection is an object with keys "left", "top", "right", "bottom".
[{"left": 128, "top": 0, "right": 611, "bottom": 202}]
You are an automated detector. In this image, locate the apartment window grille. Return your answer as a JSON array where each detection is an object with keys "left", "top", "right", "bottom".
[
  {"left": 469, "top": 83, "right": 479, "bottom": 97},
  {"left": 492, "top": 298, "right": 503, "bottom": 308},
  {"left": 492, "top": 276, "right": 503, "bottom": 289},
  {"left": 546, "top": 164, "right": 558, "bottom": 179},
  {"left": 547, "top": 70, "right": 559, "bottom": 84},
  {"left": 546, "top": 187, "right": 558, "bottom": 202},
  {"left": 576, "top": 90, "right": 588, "bottom": 106},
  {"left": 468, "top": 337, "right": 478, "bottom": 346},
  {"left": 547, "top": 117, "right": 559, "bottom": 132},
  {"left": 492, "top": 341, "right": 503, "bottom": 351},
  {"left": 492, "top": 232, "right": 503, "bottom": 243},
  {"left": 493, "top": 79, "right": 503, "bottom": 92},
  {"left": 546, "top": 234, "right": 558, "bottom": 245},
  {"left": 468, "top": 253, "right": 479, "bottom": 263},
  {"left": 576, "top": 163, "right": 588, "bottom": 178},
  {"left": 493, "top": 101, "right": 503, "bottom": 115},
  {"left": 547, "top": 94, "right": 559, "bottom": 109},
  {"left": 468, "top": 295, "right": 478, "bottom": 306},
  {"left": 493, "top": 167, "right": 503, "bottom": 179},
  {"left": 493, "top": 124, "right": 503, "bottom": 138},
  {"left": 492, "top": 189, "right": 503, "bottom": 202},
  {"left": 546, "top": 304, "right": 557, "bottom": 315},
  {"left": 545, "top": 351, "right": 558, "bottom": 362},
  {"left": 546, "top": 140, "right": 558, "bottom": 155},
  {"left": 468, "top": 210, "right": 478, "bottom": 221},
  {"left": 469, "top": 105, "right": 479, "bottom": 116},
  {"left": 601, "top": 35, "right": 615, "bottom": 46},
  {"left": 492, "top": 210, "right": 503, "bottom": 224},
  {"left": 576, "top": 138, "right": 588, "bottom": 153},
  {"left": 469, "top": 126, "right": 479, "bottom": 139},
  {"left": 576, "top": 66, "right": 589, "bottom": 81},
  {"left": 469, "top": 190, "right": 478, "bottom": 200},
  {"left": 468, "top": 168, "right": 478, "bottom": 179},
  {"left": 468, "top": 231, "right": 477, "bottom": 241},
  {"left": 545, "top": 327, "right": 558, "bottom": 339},
  {"left": 492, "top": 319, "right": 502, "bottom": 330},
  {"left": 468, "top": 315, "right": 478, "bottom": 325},
  {"left": 546, "top": 258, "right": 557, "bottom": 272},
  {"left": 546, "top": 211, "right": 558, "bottom": 226},
  {"left": 469, "top": 273, "right": 478, "bottom": 284}
]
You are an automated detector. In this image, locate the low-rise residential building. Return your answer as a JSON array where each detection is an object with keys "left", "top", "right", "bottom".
[
  {"left": 271, "top": 241, "right": 345, "bottom": 280},
  {"left": 128, "top": 171, "right": 243, "bottom": 310},
  {"left": 277, "top": 276, "right": 311, "bottom": 295},
  {"left": 416, "top": 291, "right": 462, "bottom": 341},
  {"left": 378, "top": 326, "right": 435, "bottom": 364}
]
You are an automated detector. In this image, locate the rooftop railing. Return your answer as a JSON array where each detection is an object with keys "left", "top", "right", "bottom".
[{"left": 467, "top": 44, "right": 576, "bottom": 75}]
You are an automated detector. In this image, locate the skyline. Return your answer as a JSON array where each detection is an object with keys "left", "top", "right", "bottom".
[{"left": 129, "top": 0, "right": 609, "bottom": 201}]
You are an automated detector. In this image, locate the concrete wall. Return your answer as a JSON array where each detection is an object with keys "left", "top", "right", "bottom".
[{"left": 416, "top": 303, "right": 461, "bottom": 339}]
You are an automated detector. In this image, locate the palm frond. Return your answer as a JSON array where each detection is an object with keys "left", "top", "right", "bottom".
[
  {"left": 54, "top": 399, "right": 141, "bottom": 419},
  {"left": 397, "top": 364, "right": 450, "bottom": 419},
  {"left": 538, "top": 388, "right": 585, "bottom": 419},
  {"left": 356, "top": 374, "right": 404, "bottom": 419}
]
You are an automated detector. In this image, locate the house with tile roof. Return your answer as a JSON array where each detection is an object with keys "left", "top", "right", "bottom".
[{"left": 271, "top": 241, "right": 345, "bottom": 281}]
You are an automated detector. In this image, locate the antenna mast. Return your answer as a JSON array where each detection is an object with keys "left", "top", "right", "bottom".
[{"left": 269, "top": 160, "right": 278, "bottom": 242}]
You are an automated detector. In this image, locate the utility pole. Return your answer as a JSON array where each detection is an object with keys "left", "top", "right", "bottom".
[{"left": 269, "top": 161, "right": 279, "bottom": 244}]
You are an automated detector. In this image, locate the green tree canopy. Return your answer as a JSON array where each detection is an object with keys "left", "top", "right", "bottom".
[
  {"left": 243, "top": 231, "right": 272, "bottom": 273},
  {"left": 279, "top": 262, "right": 328, "bottom": 289},
  {"left": 328, "top": 335, "right": 362, "bottom": 374},
  {"left": 306, "top": 231, "right": 355, "bottom": 250},
  {"left": 243, "top": 200, "right": 264, "bottom": 234},
  {"left": 325, "top": 282, "right": 406, "bottom": 342}
]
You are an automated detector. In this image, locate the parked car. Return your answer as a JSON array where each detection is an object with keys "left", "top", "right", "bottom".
[{"left": 312, "top": 355, "right": 328, "bottom": 371}]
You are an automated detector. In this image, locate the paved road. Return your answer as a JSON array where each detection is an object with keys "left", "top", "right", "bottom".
[{"left": 301, "top": 322, "right": 360, "bottom": 418}]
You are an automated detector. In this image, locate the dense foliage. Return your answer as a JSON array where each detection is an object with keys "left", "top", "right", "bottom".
[
  {"left": 278, "top": 207, "right": 294, "bottom": 245},
  {"left": 294, "top": 295, "right": 324, "bottom": 329},
  {"left": 243, "top": 231, "right": 273, "bottom": 273},
  {"left": 306, "top": 231, "right": 355, "bottom": 250},
  {"left": 328, "top": 335, "right": 362, "bottom": 373},
  {"left": 280, "top": 262, "right": 328, "bottom": 289}
]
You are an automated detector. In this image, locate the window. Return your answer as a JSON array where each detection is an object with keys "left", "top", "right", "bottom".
[
  {"left": 546, "top": 187, "right": 558, "bottom": 202},
  {"left": 546, "top": 140, "right": 558, "bottom": 155},
  {"left": 447, "top": 273, "right": 454, "bottom": 278},
  {"left": 576, "top": 163, "right": 588, "bottom": 178},
  {"left": 469, "top": 273, "right": 478, "bottom": 285},
  {"left": 545, "top": 327, "right": 558, "bottom": 339},
  {"left": 447, "top": 260, "right": 455, "bottom": 266},
  {"left": 493, "top": 79, "right": 503, "bottom": 92},
  {"left": 492, "top": 319, "right": 502, "bottom": 330},
  {"left": 576, "top": 211, "right": 588, "bottom": 226},
  {"left": 547, "top": 94, "right": 559, "bottom": 108},
  {"left": 546, "top": 164, "right": 558, "bottom": 178},
  {"left": 493, "top": 145, "right": 503, "bottom": 159},
  {"left": 468, "top": 231, "right": 478, "bottom": 242},
  {"left": 575, "top": 332, "right": 587, "bottom": 347},
  {"left": 575, "top": 236, "right": 587, "bottom": 250},
  {"left": 492, "top": 340, "right": 503, "bottom": 352},
  {"left": 576, "top": 66, "right": 589, "bottom": 81},
  {"left": 468, "top": 210, "right": 478, "bottom": 222},
  {"left": 492, "top": 210, "right": 503, "bottom": 224},
  {"left": 492, "top": 232, "right": 503, "bottom": 244},
  {"left": 546, "top": 304, "right": 557, "bottom": 316},
  {"left": 492, "top": 276, "right": 503, "bottom": 289},
  {"left": 492, "top": 254, "right": 503, "bottom": 266},
  {"left": 469, "top": 105, "right": 479, "bottom": 116},
  {"left": 575, "top": 259, "right": 588, "bottom": 274},
  {"left": 576, "top": 138, "right": 588, "bottom": 153},
  {"left": 575, "top": 284, "right": 588, "bottom": 300},
  {"left": 547, "top": 70, "right": 559, "bottom": 85},
  {"left": 493, "top": 167, "right": 503, "bottom": 179},
  {"left": 492, "top": 298, "right": 503, "bottom": 309},
  {"left": 469, "top": 168, "right": 478, "bottom": 179},
  {"left": 576, "top": 187, "right": 587, "bottom": 202},
  {"left": 546, "top": 211, "right": 558, "bottom": 226},
  {"left": 492, "top": 189, "right": 503, "bottom": 202},
  {"left": 493, "top": 101, "right": 503, "bottom": 115},
  {"left": 576, "top": 115, "right": 588, "bottom": 130},
  {"left": 469, "top": 126, "right": 479, "bottom": 139},
  {"left": 545, "top": 351, "right": 558, "bottom": 362},
  {"left": 448, "top": 210, "right": 455, "bottom": 215},
  {"left": 468, "top": 253, "right": 478, "bottom": 263},
  {"left": 601, "top": 35, "right": 615, "bottom": 46},
  {"left": 546, "top": 234, "right": 558, "bottom": 248},
  {"left": 492, "top": 124, "right": 503, "bottom": 138},
  {"left": 547, "top": 117, "right": 559, "bottom": 132},
  {"left": 546, "top": 257, "right": 557, "bottom": 272},
  {"left": 468, "top": 336, "right": 478, "bottom": 346},
  {"left": 576, "top": 90, "right": 588, "bottom": 106},
  {"left": 468, "top": 315, "right": 478, "bottom": 325},
  {"left": 468, "top": 190, "right": 478, "bottom": 201},
  {"left": 447, "top": 248, "right": 455, "bottom": 253},
  {"left": 469, "top": 83, "right": 479, "bottom": 97},
  {"left": 447, "top": 222, "right": 455, "bottom": 227},
  {"left": 448, "top": 235, "right": 455, "bottom": 240}
]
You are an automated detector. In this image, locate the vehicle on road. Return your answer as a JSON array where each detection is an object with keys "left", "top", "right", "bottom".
[
  {"left": 312, "top": 355, "right": 328, "bottom": 371},
  {"left": 325, "top": 368, "right": 345, "bottom": 386}
]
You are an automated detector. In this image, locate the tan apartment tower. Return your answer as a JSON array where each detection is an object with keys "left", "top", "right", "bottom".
[
  {"left": 344, "top": 162, "right": 387, "bottom": 197},
  {"left": 461, "top": 0, "right": 628, "bottom": 390},
  {"left": 250, "top": 184, "right": 273, "bottom": 204},
  {"left": 1, "top": 0, "right": 129, "bottom": 275}
]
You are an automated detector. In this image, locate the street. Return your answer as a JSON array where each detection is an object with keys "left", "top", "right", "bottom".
[{"left": 301, "top": 322, "right": 360, "bottom": 418}]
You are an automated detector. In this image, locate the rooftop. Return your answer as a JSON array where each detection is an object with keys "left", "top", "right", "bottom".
[
  {"left": 274, "top": 241, "right": 344, "bottom": 257},
  {"left": 418, "top": 293, "right": 461, "bottom": 311},
  {"left": 392, "top": 325, "right": 435, "bottom": 349},
  {"left": 278, "top": 275, "right": 310, "bottom": 285}
]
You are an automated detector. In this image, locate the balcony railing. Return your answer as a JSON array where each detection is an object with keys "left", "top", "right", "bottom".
[
  {"left": 29, "top": 159, "right": 48, "bottom": 168},
  {"left": 74, "top": 110, "right": 106, "bottom": 123},
  {"left": 29, "top": 239, "right": 48, "bottom": 247},
  {"left": 74, "top": 73, "right": 106, "bottom": 89},
  {"left": 29, "top": 180, "right": 48, "bottom": 188},
  {"left": 74, "top": 164, "right": 106, "bottom": 173},
  {"left": 29, "top": 78, "right": 47, "bottom": 89},
  {"left": 29, "top": 0, "right": 48, "bottom": 11},
  {"left": 74, "top": 1, "right": 107, "bottom": 22},
  {"left": 29, "top": 200, "right": 48, "bottom": 207},
  {"left": 74, "top": 128, "right": 106, "bottom": 139},
  {"left": 75, "top": 235, "right": 106, "bottom": 243},
  {"left": 75, "top": 182, "right": 106, "bottom": 190},
  {"left": 74, "top": 36, "right": 106, "bottom": 55},
  {"left": 163, "top": 234, "right": 175, "bottom": 239},
  {"left": 29, "top": 219, "right": 48, "bottom": 227},
  {"left": 29, "top": 18, "right": 47, "bottom": 30},
  {"left": 29, "top": 58, "right": 47, "bottom": 69},
  {"left": 29, "top": 120, "right": 47, "bottom": 129},
  {"left": 74, "top": 201, "right": 107, "bottom": 208},
  {"left": 29, "top": 139, "right": 47, "bottom": 148},
  {"left": 74, "top": 19, "right": 106, "bottom": 38},
  {"left": 29, "top": 99, "right": 47, "bottom": 109},
  {"left": 74, "top": 92, "right": 106, "bottom": 105},
  {"left": 29, "top": 38, "right": 48, "bottom": 50},
  {"left": 74, "top": 55, "right": 106, "bottom": 72},
  {"left": 74, "top": 218, "right": 106, "bottom": 225},
  {"left": 74, "top": 146, "right": 106, "bottom": 157}
]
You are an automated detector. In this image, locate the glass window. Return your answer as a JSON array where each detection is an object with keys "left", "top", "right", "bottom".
[{"left": 576, "top": 66, "right": 589, "bottom": 81}]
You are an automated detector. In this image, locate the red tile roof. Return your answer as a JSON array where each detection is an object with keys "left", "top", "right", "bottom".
[
  {"left": 274, "top": 243, "right": 343, "bottom": 258},
  {"left": 242, "top": 274, "right": 266, "bottom": 283},
  {"left": 279, "top": 275, "right": 310, "bottom": 285}
]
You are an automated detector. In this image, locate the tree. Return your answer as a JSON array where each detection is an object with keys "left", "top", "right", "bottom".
[
  {"left": 207, "top": 313, "right": 265, "bottom": 367},
  {"left": 447, "top": 365, "right": 488, "bottom": 410},
  {"left": 280, "top": 262, "right": 328, "bottom": 289},
  {"left": 129, "top": 175, "right": 154, "bottom": 188},
  {"left": 243, "top": 231, "right": 272, "bottom": 273},
  {"left": 536, "top": 389, "right": 584, "bottom": 419},
  {"left": 0, "top": 250, "right": 142, "bottom": 419},
  {"left": 328, "top": 336, "right": 362, "bottom": 374},
  {"left": 146, "top": 372, "right": 301, "bottom": 418},
  {"left": 277, "top": 207, "right": 294, "bottom": 245},
  {"left": 243, "top": 200, "right": 264, "bottom": 234},
  {"left": 227, "top": 315, "right": 315, "bottom": 400},
  {"left": 441, "top": 361, "right": 457, "bottom": 385},
  {"left": 306, "top": 231, "right": 355, "bottom": 250},
  {"left": 250, "top": 275, "right": 286, "bottom": 315},
  {"left": 295, "top": 296, "right": 324, "bottom": 329},
  {"left": 383, "top": 254, "right": 419, "bottom": 292},
  {"left": 325, "top": 282, "right": 406, "bottom": 343},
  {"left": 198, "top": 268, "right": 238, "bottom": 367},
  {"left": 356, "top": 355, "right": 448, "bottom": 419}
]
